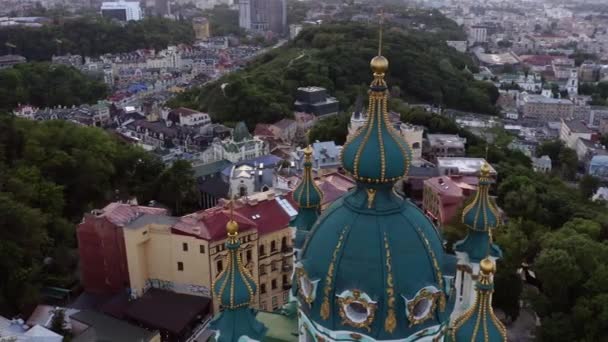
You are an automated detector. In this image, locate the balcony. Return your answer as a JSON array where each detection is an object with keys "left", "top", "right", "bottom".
[{"left": 281, "top": 246, "right": 294, "bottom": 257}]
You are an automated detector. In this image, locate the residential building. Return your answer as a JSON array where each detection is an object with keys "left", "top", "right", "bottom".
[
  {"left": 469, "top": 25, "right": 488, "bottom": 44},
  {"left": 298, "top": 141, "right": 341, "bottom": 171},
  {"left": 436, "top": 157, "right": 497, "bottom": 177},
  {"left": 167, "top": 107, "right": 211, "bottom": 127},
  {"left": 0, "top": 54, "right": 26, "bottom": 69},
  {"left": 239, "top": 0, "right": 286, "bottom": 35},
  {"left": 520, "top": 93, "right": 574, "bottom": 121},
  {"left": 193, "top": 17, "right": 210, "bottom": 40},
  {"left": 200, "top": 122, "right": 269, "bottom": 164},
  {"left": 422, "top": 176, "right": 465, "bottom": 226},
  {"left": 101, "top": 0, "right": 143, "bottom": 21},
  {"left": 77, "top": 202, "right": 168, "bottom": 294},
  {"left": 589, "top": 106, "right": 608, "bottom": 128},
  {"left": 293, "top": 86, "right": 339, "bottom": 117},
  {"left": 532, "top": 155, "right": 552, "bottom": 173},
  {"left": 589, "top": 155, "right": 608, "bottom": 180},
  {"left": 560, "top": 119, "right": 595, "bottom": 150},
  {"left": 446, "top": 40, "right": 467, "bottom": 53},
  {"left": 425, "top": 134, "right": 467, "bottom": 162}
]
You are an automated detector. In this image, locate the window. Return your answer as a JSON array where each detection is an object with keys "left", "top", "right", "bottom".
[
  {"left": 261, "top": 283, "right": 266, "bottom": 294},
  {"left": 271, "top": 262, "right": 277, "bottom": 272},
  {"left": 271, "top": 279, "right": 277, "bottom": 290},
  {"left": 217, "top": 260, "right": 223, "bottom": 273},
  {"left": 177, "top": 262, "right": 184, "bottom": 271},
  {"left": 259, "top": 245, "right": 266, "bottom": 256},
  {"left": 283, "top": 274, "right": 289, "bottom": 286},
  {"left": 261, "top": 301, "right": 266, "bottom": 311},
  {"left": 271, "top": 241, "right": 276, "bottom": 252},
  {"left": 200, "top": 245, "right": 205, "bottom": 254},
  {"left": 281, "top": 237, "right": 287, "bottom": 250},
  {"left": 283, "top": 291, "right": 289, "bottom": 302},
  {"left": 182, "top": 242, "right": 188, "bottom": 251},
  {"left": 272, "top": 296, "right": 278, "bottom": 309},
  {"left": 246, "top": 249, "right": 252, "bottom": 262}
]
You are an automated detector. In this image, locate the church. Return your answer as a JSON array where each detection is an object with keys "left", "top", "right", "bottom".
[{"left": 206, "top": 37, "right": 508, "bottom": 342}]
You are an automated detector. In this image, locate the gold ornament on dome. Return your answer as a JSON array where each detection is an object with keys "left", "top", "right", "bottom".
[{"left": 337, "top": 290, "right": 377, "bottom": 332}]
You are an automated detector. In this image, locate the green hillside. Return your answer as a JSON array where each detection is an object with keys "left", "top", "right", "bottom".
[{"left": 168, "top": 22, "right": 498, "bottom": 128}]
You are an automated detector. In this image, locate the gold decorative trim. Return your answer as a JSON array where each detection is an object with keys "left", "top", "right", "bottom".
[
  {"left": 383, "top": 232, "right": 396, "bottom": 333},
  {"left": 406, "top": 288, "right": 440, "bottom": 326},
  {"left": 366, "top": 188, "right": 377, "bottom": 209},
  {"left": 415, "top": 227, "right": 446, "bottom": 311},
  {"left": 296, "top": 267, "right": 315, "bottom": 307},
  {"left": 320, "top": 225, "right": 350, "bottom": 320},
  {"left": 337, "top": 290, "right": 377, "bottom": 332},
  {"left": 450, "top": 268, "right": 507, "bottom": 342}
]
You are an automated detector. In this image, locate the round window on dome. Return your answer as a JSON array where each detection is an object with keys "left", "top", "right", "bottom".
[
  {"left": 296, "top": 268, "right": 317, "bottom": 306},
  {"left": 404, "top": 287, "right": 440, "bottom": 326},
  {"left": 337, "top": 290, "right": 377, "bottom": 331}
]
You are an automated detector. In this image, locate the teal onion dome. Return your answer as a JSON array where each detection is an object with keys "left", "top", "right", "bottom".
[
  {"left": 295, "top": 54, "right": 455, "bottom": 341},
  {"left": 461, "top": 163, "right": 499, "bottom": 231},
  {"left": 340, "top": 56, "right": 412, "bottom": 183},
  {"left": 449, "top": 258, "right": 507, "bottom": 342},
  {"left": 293, "top": 145, "right": 323, "bottom": 209},
  {"left": 292, "top": 145, "right": 323, "bottom": 252},
  {"left": 454, "top": 162, "right": 502, "bottom": 262},
  {"left": 210, "top": 218, "right": 267, "bottom": 342}
]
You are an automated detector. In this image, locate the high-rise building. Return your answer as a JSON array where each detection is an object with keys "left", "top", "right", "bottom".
[
  {"left": 101, "top": 0, "right": 142, "bottom": 21},
  {"left": 193, "top": 17, "right": 211, "bottom": 40},
  {"left": 239, "top": 0, "right": 286, "bottom": 35}
]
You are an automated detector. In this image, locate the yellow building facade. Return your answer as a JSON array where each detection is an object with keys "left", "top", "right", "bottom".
[{"left": 122, "top": 191, "right": 295, "bottom": 314}]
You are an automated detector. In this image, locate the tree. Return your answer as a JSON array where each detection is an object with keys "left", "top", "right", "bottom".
[
  {"left": 579, "top": 175, "right": 600, "bottom": 199},
  {"left": 157, "top": 160, "right": 198, "bottom": 215}
]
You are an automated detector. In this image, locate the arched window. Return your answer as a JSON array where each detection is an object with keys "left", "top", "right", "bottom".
[
  {"left": 259, "top": 244, "right": 266, "bottom": 256},
  {"left": 217, "top": 260, "right": 223, "bottom": 273},
  {"left": 412, "top": 142, "right": 421, "bottom": 149},
  {"left": 271, "top": 240, "right": 276, "bottom": 252},
  {"left": 239, "top": 186, "right": 247, "bottom": 197},
  {"left": 281, "top": 236, "right": 287, "bottom": 251}
]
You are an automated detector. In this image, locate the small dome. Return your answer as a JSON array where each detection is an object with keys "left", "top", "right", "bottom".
[
  {"left": 455, "top": 162, "right": 502, "bottom": 262},
  {"left": 293, "top": 146, "right": 323, "bottom": 209},
  {"left": 212, "top": 225, "right": 257, "bottom": 308},
  {"left": 450, "top": 258, "right": 507, "bottom": 342},
  {"left": 341, "top": 55, "right": 412, "bottom": 183}
]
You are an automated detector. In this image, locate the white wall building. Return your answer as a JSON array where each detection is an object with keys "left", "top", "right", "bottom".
[{"left": 101, "top": 0, "right": 143, "bottom": 21}]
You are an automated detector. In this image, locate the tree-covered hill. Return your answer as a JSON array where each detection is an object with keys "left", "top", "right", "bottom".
[
  {"left": 0, "top": 62, "right": 108, "bottom": 112},
  {"left": 0, "top": 17, "right": 195, "bottom": 61},
  {"left": 168, "top": 22, "right": 498, "bottom": 128},
  {"left": 0, "top": 115, "right": 198, "bottom": 316}
]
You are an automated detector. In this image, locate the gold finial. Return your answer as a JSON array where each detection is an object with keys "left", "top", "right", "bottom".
[
  {"left": 370, "top": 10, "right": 389, "bottom": 75},
  {"left": 304, "top": 145, "right": 313, "bottom": 162},
  {"left": 226, "top": 197, "right": 239, "bottom": 240},
  {"left": 479, "top": 258, "right": 495, "bottom": 275},
  {"left": 480, "top": 161, "right": 491, "bottom": 177}
]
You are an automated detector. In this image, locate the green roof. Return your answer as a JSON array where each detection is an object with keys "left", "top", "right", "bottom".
[
  {"left": 257, "top": 311, "right": 298, "bottom": 342},
  {"left": 210, "top": 237, "right": 267, "bottom": 342},
  {"left": 340, "top": 65, "right": 412, "bottom": 183}
]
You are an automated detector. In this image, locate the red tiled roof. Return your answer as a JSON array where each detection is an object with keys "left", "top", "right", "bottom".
[
  {"left": 171, "top": 194, "right": 296, "bottom": 241},
  {"left": 100, "top": 202, "right": 168, "bottom": 226},
  {"left": 235, "top": 195, "right": 296, "bottom": 235},
  {"left": 254, "top": 124, "right": 274, "bottom": 137},
  {"left": 172, "top": 208, "right": 256, "bottom": 241}
]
